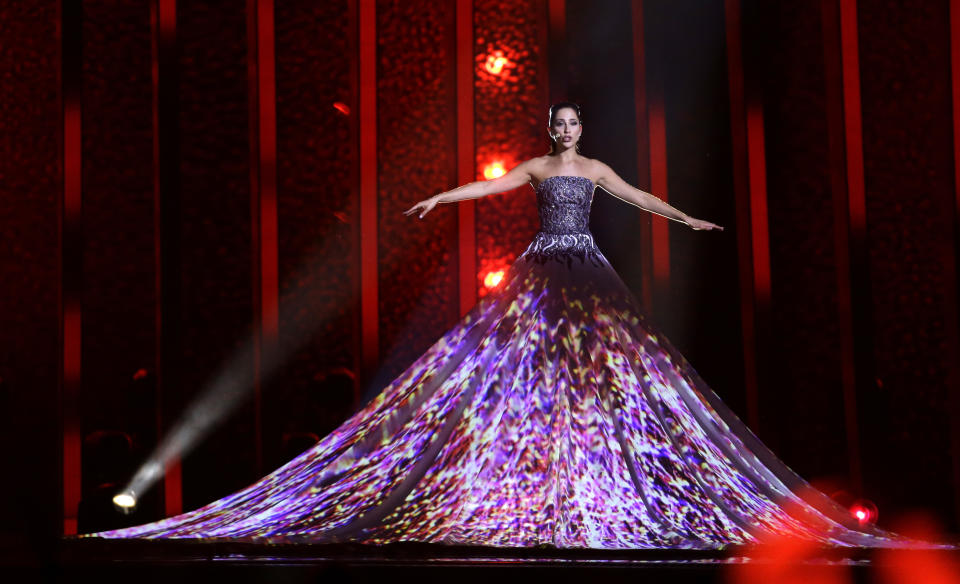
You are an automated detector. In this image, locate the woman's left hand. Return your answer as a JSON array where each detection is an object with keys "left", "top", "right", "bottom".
[{"left": 686, "top": 217, "right": 724, "bottom": 231}]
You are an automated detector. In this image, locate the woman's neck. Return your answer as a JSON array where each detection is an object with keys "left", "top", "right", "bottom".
[{"left": 552, "top": 148, "right": 579, "bottom": 163}]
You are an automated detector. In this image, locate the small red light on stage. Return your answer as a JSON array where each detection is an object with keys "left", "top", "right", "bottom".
[
  {"left": 484, "top": 51, "right": 509, "bottom": 75},
  {"left": 333, "top": 102, "right": 350, "bottom": 115},
  {"left": 483, "top": 270, "right": 505, "bottom": 289},
  {"left": 849, "top": 499, "right": 878, "bottom": 525},
  {"left": 132, "top": 368, "right": 148, "bottom": 380},
  {"left": 483, "top": 162, "right": 505, "bottom": 180}
]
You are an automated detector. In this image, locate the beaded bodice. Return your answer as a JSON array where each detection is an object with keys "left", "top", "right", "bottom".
[
  {"left": 522, "top": 175, "right": 603, "bottom": 265},
  {"left": 535, "top": 175, "right": 595, "bottom": 235}
]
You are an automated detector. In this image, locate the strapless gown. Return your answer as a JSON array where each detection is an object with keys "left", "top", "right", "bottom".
[{"left": 92, "top": 175, "right": 909, "bottom": 549}]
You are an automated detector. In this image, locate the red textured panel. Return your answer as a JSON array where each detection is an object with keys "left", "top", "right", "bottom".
[
  {"left": 0, "top": 0, "right": 61, "bottom": 538},
  {"left": 375, "top": 0, "right": 459, "bottom": 383},
  {"left": 79, "top": 1, "right": 157, "bottom": 456},
  {"left": 176, "top": 2, "right": 256, "bottom": 511},
  {"left": 272, "top": 0, "right": 357, "bottom": 463},
  {"left": 474, "top": 0, "right": 547, "bottom": 297},
  {"left": 858, "top": 0, "right": 956, "bottom": 520}
]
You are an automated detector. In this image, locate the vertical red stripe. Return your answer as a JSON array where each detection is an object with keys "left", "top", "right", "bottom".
[
  {"left": 746, "top": 105, "right": 771, "bottom": 304},
  {"left": 642, "top": 1, "right": 669, "bottom": 302},
  {"left": 840, "top": 1, "right": 866, "bottom": 238},
  {"left": 248, "top": 0, "right": 277, "bottom": 475},
  {"left": 822, "top": 0, "right": 863, "bottom": 492},
  {"left": 257, "top": 0, "right": 279, "bottom": 346},
  {"left": 647, "top": 57, "right": 670, "bottom": 302},
  {"left": 839, "top": 0, "right": 865, "bottom": 493},
  {"left": 747, "top": 100, "right": 771, "bottom": 431},
  {"left": 953, "top": 0, "right": 960, "bottom": 230},
  {"left": 548, "top": 0, "right": 565, "bottom": 39},
  {"left": 548, "top": 0, "right": 566, "bottom": 102},
  {"left": 456, "top": 0, "right": 476, "bottom": 315},
  {"left": 155, "top": 0, "right": 182, "bottom": 516},
  {"left": 725, "top": 0, "right": 760, "bottom": 431},
  {"left": 359, "top": 0, "right": 378, "bottom": 375},
  {"left": 631, "top": 0, "right": 654, "bottom": 312},
  {"left": 61, "top": 0, "right": 82, "bottom": 535},
  {"left": 946, "top": 0, "right": 960, "bottom": 524}
]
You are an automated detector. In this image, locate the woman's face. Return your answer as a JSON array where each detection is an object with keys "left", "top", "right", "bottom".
[{"left": 550, "top": 107, "right": 581, "bottom": 149}]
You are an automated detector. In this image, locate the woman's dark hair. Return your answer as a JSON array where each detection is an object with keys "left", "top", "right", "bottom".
[{"left": 547, "top": 101, "right": 582, "bottom": 154}]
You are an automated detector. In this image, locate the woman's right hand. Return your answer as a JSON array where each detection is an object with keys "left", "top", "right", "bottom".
[{"left": 404, "top": 195, "right": 440, "bottom": 219}]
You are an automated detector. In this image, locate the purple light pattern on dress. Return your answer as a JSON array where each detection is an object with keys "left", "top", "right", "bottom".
[{"left": 92, "top": 176, "right": 910, "bottom": 549}]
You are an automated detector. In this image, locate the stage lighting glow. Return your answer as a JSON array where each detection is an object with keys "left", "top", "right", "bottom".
[
  {"left": 113, "top": 491, "right": 137, "bottom": 514},
  {"left": 483, "top": 162, "right": 505, "bottom": 179},
  {"left": 484, "top": 50, "right": 509, "bottom": 75},
  {"left": 333, "top": 101, "right": 350, "bottom": 115},
  {"left": 849, "top": 499, "right": 878, "bottom": 525},
  {"left": 483, "top": 269, "right": 504, "bottom": 289}
]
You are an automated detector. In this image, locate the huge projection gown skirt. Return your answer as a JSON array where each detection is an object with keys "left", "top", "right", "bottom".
[{"left": 96, "top": 176, "right": 906, "bottom": 549}]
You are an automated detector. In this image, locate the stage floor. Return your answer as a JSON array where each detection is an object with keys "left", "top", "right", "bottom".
[{"left": 23, "top": 538, "right": 899, "bottom": 583}]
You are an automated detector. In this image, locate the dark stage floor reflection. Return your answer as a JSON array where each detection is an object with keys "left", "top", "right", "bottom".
[{"left": 42, "top": 538, "right": 913, "bottom": 584}]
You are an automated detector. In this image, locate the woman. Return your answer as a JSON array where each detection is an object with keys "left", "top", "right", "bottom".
[
  {"left": 92, "top": 103, "right": 910, "bottom": 549},
  {"left": 406, "top": 102, "right": 721, "bottom": 232}
]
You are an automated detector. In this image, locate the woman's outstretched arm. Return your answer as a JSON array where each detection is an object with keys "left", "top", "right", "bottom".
[
  {"left": 595, "top": 162, "right": 723, "bottom": 231},
  {"left": 404, "top": 160, "right": 534, "bottom": 219}
]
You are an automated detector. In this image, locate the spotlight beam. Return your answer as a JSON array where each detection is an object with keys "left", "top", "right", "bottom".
[
  {"left": 121, "top": 232, "right": 350, "bottom": 501},
  {"left": 120, "top": 231, "right": 460, "bottom": 507}
]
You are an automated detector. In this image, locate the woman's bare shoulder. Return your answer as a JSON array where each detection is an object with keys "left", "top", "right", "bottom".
[
  {"left": 522, "top": 155, "right": 552, "bottom": 170},
  {"left": 583, "top": 157, "right": 610, "bottom": 172},
  {"left": 514, "top": 156, "right": 550, "bottom": 179}
]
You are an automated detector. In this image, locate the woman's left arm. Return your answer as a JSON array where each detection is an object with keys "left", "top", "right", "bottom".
[{"left": 595, "top": 162, "right": 723, "bottom": 231}]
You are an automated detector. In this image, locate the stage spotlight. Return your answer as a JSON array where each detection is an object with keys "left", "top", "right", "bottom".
[
  {"left": 333, "top": 101, "right": 350, "bottom": 115},
  {"left": 118, "top": 229, "right": 355, "bottom": 505},
  {"left": 483, "top": 269, "right": 505, "bottom": 289},
  {"left": 483, "top": 162, "right": 505, "bottom": 179},
  {"left": 112, "top": 491, "right": 137, "bottom": 515},
  {"left": 484, "top": 50, "right": 509, "bottom": 75},
  {"left": 849, "top": 499, "right": 878, "bottom": 525}
]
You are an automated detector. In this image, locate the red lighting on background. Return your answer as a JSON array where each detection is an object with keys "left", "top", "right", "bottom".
[
  {"left": 132, "top": 368, "right": 149, "bottom": 380},
  {"left": 333, "top": 102, "right": 350, "bottom": 115},
  {"left": 483, "top": 162, "right": 505, "bottom": 179},
  {"left": 483, "top": 270, "right": 505, "bottom": 289},
  {"left": 849, "top": 499, "right": 877, "bottom": 525},
  {"left": 484, "top": 50, "right": 510, "bottom": 75}
]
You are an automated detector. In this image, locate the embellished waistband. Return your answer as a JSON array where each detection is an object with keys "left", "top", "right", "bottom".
[{"left": 519, "top": 231, "right": 605, "bottom": 266}]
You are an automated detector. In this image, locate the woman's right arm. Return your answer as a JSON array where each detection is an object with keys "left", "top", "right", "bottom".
[{"left": 404, "top": 160, "right": 534, "bottom": 218}]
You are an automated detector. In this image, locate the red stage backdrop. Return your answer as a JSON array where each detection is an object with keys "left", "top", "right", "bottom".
[{"left": 2, "top": 0, "right": 960, "bottom": 538}]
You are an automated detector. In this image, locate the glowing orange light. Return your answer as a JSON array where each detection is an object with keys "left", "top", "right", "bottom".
[
  {"left": 484, "top": 51, "right": 509, "bottom": 75},
  {"left": 483, "top": 270, "right": 505, "bottom": 289},
  {"left": 483, "top": 162, "right": 506, "bottom": 180},
  {"left": 333, "top": 102, "right": 350, "bottom": 115}
]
